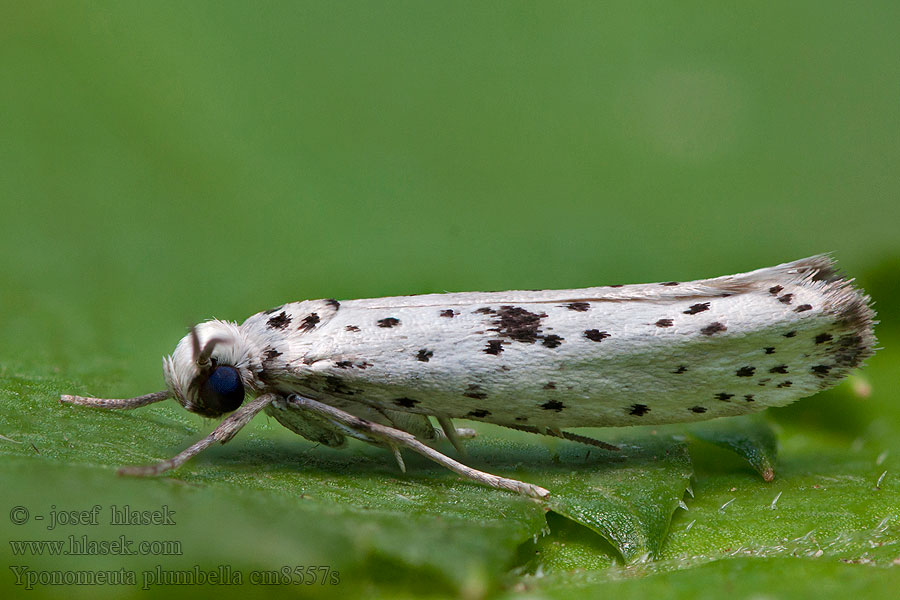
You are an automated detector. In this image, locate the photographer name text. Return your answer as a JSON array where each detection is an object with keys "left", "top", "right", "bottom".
[{"left": 10, "top": 504, "right": 175, "bottom": 529}]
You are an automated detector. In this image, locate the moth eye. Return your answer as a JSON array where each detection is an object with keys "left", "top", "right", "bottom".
[{"left": 199, "top": 366, "right": 245, "bottom": 414}]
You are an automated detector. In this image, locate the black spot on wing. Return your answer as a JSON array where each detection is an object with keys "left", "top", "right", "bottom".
[
  {"left": 673, "top": 365, "right": 688, "bottom": 374},
  {"left": 467, "top": 409, "right": 491, "bottom": 418},
  {"left": 334, "top": 360, "right": 354, "bottom": 369},
  {"left": 543, "top": 382, "right": 557, "bottom": 389},
  {"left": 690, "top": 406, "right": 707, "bottom": 413},
  {"left": 267, "top": 311, "right": 291, "bottom": 330},
  {"left": 784, "top": 330, "right": 797, "bottom": 338},
  {"left": 764, "top": 347, "right": 776, "bottom": 354},
  {"left": 377, "top": 317, "right": 400, "bottom": 328},
  {"left": 683, "top": 302, "right": 710, "bottom": 315},
  {"left": 811, "top": 365, "right": 832, "bottom": 376},
  {"left": 769, "top": 365, "right": 788, "bottom": 374},
  {"left": 769, "top": 285, "right": 783, "bottom": 295},
  {"left": 541, "top": 400, "right": 565, "bottom": 412},
  {"left": 777, "top": 380, "right": 793, "bottom": 388},
  {"left": 736, "top": 366, "right": 756, "bottom": 377},
  {"left": 744, "top": 394, "right": 755, "bottom": 402},
  {"left": 440, "top": 309, "right": 457, "bottom": 318},
  {"left": 661, "top": 281, "right": 679, "bottom": 286},
  {"left": 832, "top": 334, "right": 866, "bottom": 368},
  {"left": 393, "top": 397, "right": 420, "bottom": 408},
  {"left": 484, "top": 340, "right": 504, "bottom": 355},
  {"left": 629, "top": 404, "right": 650, "bottom": 416},
  {"left": 701, "top": 322, "right": 727, "bottom": 335},
  {"left": 474, "top": 307, "right": 495, "bottom": 315},
  {"left": 345, "top": 325, "right": 360, "bottom": 332},
  {"left": 815, "top": 333, "right": 833, "bottom": 344},
  {"left": 542, "top": 334, "right": 564, "bottom": 348},
  {"left": 299, "top": 313, "right": 320, "bottom": 332},
  {"left": 490, "top": 306, "right": 547, "bottom": 344},
  {"left": 656, "top": 318, "right": 674, "bottom": 327},
  {"left": 795, "top": 304, "right": 813, "bottom": 312},
  {"left": 325, "top": 299, "right": 340, "bottom": 310},
  {"left": 416, "top": 349, "right": 433, "bottom": 362},
  {"left": 264, "top": 304, "right": 285, "bottom": 315},
  {"left": 715, "top": 393, "right": 734, "bottom": 401},
  {"left": 564, "top": 302, "right": 591, "bottom": 312},
  {"left": 778, "top": 294, "right": 794, "bottom": 304},
  {"left": 584, "top": 329, "right": 610, "bottom": 342}
]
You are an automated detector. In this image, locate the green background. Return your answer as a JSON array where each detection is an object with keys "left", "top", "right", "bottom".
[{"left": 1, "top": 2, "right": 898, "bottom": 598}]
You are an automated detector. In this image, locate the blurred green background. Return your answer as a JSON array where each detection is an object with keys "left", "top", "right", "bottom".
[{"left": 1, "top": 2, "right": 899, "bottom": 598}]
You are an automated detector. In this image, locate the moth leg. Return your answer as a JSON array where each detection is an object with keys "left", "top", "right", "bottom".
[
  {"left": 285, "top": 395, "right": 549, "bottom": 500},
  {"left": 451, "top": 427, "right": 477, "bottom": 439},
  {"left": 379, "top": 408, "right": 439, "bottom": 441},
  {"left": 436, "top": 416, "right": 467, "bottom": 456},
  {"left": 391, "top": 446, "right": 406, "bottom": 473},
  {"left": 117, "top": 394, "right": 276, "bottom": 476}
]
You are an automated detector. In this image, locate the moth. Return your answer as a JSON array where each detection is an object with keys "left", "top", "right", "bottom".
[{"left": 61, "top": 255, "right": 875, "bottom": 499}]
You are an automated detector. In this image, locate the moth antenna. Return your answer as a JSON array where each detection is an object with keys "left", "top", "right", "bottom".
[
  {"left": 197, "top": 338, "right": 225, "bottom": 367},
  {"left": 190, "top": 325, "right": 227, "bottom": 368},
  {"left": 190, "top": 325, "right": 202, "bottom": 362},
  {"left": 59, "top": 390, "right": 172, "bottom": 410}
]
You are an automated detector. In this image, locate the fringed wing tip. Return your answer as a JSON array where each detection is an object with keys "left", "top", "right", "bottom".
[
  {"left": 779, "top": 253, "right": 841, "bottom": 283},
  {"left": 828, "top": 280, "right": 877, "bottom": 372},
  {"left": 739, "top": 254, "right": 876, "bottom": 374},
  {"left": 797, "top": 254, "right": 878, "bottom": 374}
]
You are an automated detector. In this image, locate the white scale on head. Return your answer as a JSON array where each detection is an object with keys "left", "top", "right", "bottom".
[{"left": 61, "top": 255, "right": 876, "bottom": 499}]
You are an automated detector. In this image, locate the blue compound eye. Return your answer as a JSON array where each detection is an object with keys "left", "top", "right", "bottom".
[{"left": 199, "top": 365, "right": 245, "bottom": 414}]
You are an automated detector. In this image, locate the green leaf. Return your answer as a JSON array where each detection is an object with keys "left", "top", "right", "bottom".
[
  {"left": 507, "top": 557, "right": 900, "bottom": 600},
  {"left": 688, "top": 414, "right": 779, "bottom": 481},
  {"left": 535, "top": 435, "right": 693, "bottom": 562}
]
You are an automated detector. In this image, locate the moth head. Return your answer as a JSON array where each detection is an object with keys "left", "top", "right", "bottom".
[{"left": 162, "top": 321, "right": 252, "bottom": 417}]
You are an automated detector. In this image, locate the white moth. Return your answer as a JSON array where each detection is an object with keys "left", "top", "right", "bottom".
[{"left": 61, "top": 255, "right": 876, "bottom": 499}]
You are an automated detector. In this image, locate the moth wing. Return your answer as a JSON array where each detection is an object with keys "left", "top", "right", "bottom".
[
  {"left": 244, "top": 255, "right": 874, "bottom": 430},
  {"left": 343, "top": 255, "right": 844, "bottom": 307}
]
